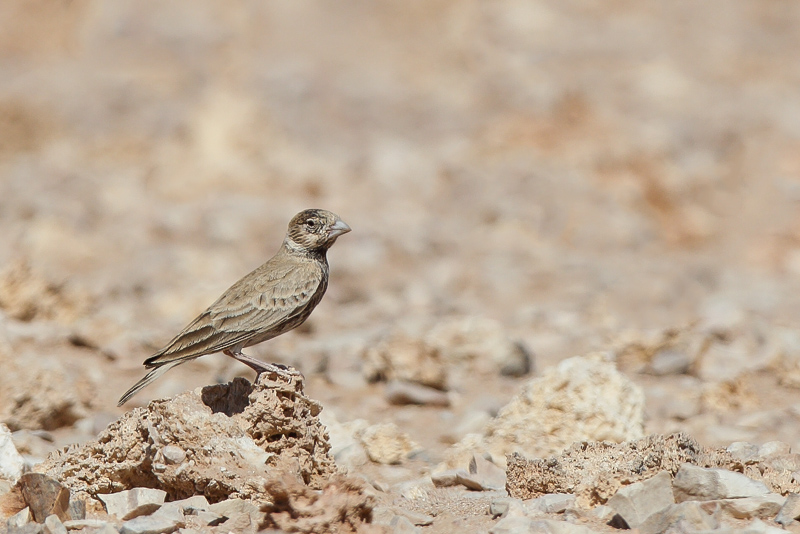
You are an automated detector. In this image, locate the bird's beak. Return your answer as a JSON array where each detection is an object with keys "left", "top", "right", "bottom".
[{"left": 328, "top": 219, "right": 351, "bottom": 239}]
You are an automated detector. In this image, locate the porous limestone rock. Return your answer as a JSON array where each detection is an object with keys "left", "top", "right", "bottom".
[{"left": 38, "top": 375, "right": 336, "bottom": 503}]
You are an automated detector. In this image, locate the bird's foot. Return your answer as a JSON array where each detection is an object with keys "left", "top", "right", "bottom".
[{"left": 223, "top": 349, "right": 304, "bottom": 384}]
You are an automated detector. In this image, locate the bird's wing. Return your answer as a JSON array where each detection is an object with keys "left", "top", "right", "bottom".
[{"left": 143, "top": 259, "right": 324, "bottom": 368}]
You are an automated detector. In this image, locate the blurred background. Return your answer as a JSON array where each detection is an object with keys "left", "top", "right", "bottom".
[{"left": 1, "top": 1, "right": 800, "bottom": 454}]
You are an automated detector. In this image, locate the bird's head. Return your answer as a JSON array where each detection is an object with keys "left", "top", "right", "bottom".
[{"left": 286, "top": 209, "right": 351, "bottom": 253}]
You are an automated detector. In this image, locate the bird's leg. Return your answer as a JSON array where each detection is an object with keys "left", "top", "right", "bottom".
[{"left": 223, "top": 349, "right": 304, "bottom": 380}]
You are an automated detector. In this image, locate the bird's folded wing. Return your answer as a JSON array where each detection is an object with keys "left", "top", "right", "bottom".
[{"left": 143, "top": 264, "right": 323, "bottom": 367}]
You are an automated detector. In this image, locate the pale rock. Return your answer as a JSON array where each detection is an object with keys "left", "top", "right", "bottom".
[
  {"left": 607, "top": 471, "right": 674, "bottom": 529},
  {"left": 700, "top": 493, "right": 785, "bottom": 519},
  {"left": 477, "top": 353, "right": 644, "bottom": 465},
  {"left": 98, "top": 488, "right": 167, "bottom": 520},
  {"left": 673, "top": 464, "right": 769, "bottom": 501},
  {"left": 426, "top": 316, "right": 532, "bottom": 377},
  {"left": 524, "top": 494, "right": 575, "bottom": 515},
  {"left": 727, "top": 442, "right": 760, "bottom": 463},
  {"left": 465, "top": 454, "right": 506, "bottom": 491},
  {"left": 358, "top": 422, "right": 417, "bottom": 465},
  {"left": 96, "top": 524, "right": 119, "bottom": 534},
  {"left": 648, "top": 349, "right": 691, "bottom": 375},
  {"left": 743, "top": 518, "right": 790, "bottom": 534},
  {"left": 43, "top": 515, "right": 67, "bottom": 534},
  {"left": 119, "top": 513, "right": 183, "bottom": 534},
  {"left": 391, "top": 478, "right": 434, "bottom": 501},
  {"left": 490, "top": 498, "right": 522, "bottom": 518},
  {"left": 63, "top": 519, "right": 109, "bottom": 530},
  {"left": 491, "top": 517, "right": 598, "bottom": 534},
  {"left": 639, "top": 501, "right": 717, "bottom": 534},
  {"left": 385, "top": 380, "right": 449, "bottom": 407},
  {"left": 362, "top": 330, "right": 447, "bottom": 390},
  {"left": 758, "top": 441, "right": 791, "bottom": 459},
  {"left": 430, "top": 469, "right": 464, "bottom": 488},
  {"left": 207, "top": 498, "right": 262, "bottom": 524},
  {"left": 0, "top": 424, "right": 25, "bottom": 483},
  {"left": 776, "top": 492, "right": 800, "bottom": 526},
  {"left": 388, "top": 515, "right": 420, "bottom": 534},
  {"left": 160, "top": 446, "right": 186, "bottom": 465},
  {"left": 7, "top": 507, "right": 32, "bottom": 529}
]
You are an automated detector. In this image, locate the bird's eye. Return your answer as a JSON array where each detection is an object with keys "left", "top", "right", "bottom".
[{"left": 306, "top": 219, "right": 316, "bottom": 227}]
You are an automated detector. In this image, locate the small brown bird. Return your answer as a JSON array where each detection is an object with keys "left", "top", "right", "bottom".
[{"left": 118, "top": 209, "right": 351, "bottom": 406}]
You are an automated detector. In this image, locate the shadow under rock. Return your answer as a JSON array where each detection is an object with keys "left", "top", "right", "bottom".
[{"left": 201, "top": 377, "right": 254, "bottom": 416}]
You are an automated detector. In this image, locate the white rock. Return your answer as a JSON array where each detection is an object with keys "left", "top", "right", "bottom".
[
  {"left": 98, "top": 488, "right": 167, "bottom": 520},
  {"left": 700, "top": 494, "right": 786, "bottom": 520},
  {"left": 119, "top": 513, "right": 183, "bottom": 534},
  {"left": 673, "top": 464, "right": 769, "bottom": 502},
  {"left": 0, "top": 423, "right": 25, "bottom": 483},
  {"left": 524, "top": 494, "right": 576, "bottom": 515},
  {"left": 607, "top": 471, "right": 674, "bottom": 528},
  {"left": 44, "top": 514, "right": 67, "bottom": 534}
]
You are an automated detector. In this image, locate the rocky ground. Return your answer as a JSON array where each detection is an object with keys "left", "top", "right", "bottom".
[{"left": 2, "top": 1, "right": 800, "bottom": 533}]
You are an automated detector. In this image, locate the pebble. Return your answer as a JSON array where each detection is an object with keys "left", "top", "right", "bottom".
[
  {"left": 63, "top": 519, "right": 109, "bottom": 530},
  {"left": 384, "top": 380, "right": 449, "bottom": 407},
  {"left": 673, "top": 464, "right": 769, "bottom": 501},
  {"left": 607, "top": 471, "right": 674, "bottom": 529},
  {"left": 43, "top": 515, "right": 67, "bottom": 534},
  {"left": 119, "top": 513, "right": 183, "bottom": 534},
  {"left": 700, "top": 494, "right": 785, "bottom": 519},
  {"left": 98, "top": 488, "right": 167, "bottom": 520},
  {"left": 775, "top": 492, "right": 800, "bottom": 526},
  {"left": 18, "top": 473, "right": 71, "bottom": 522},
  {"left": 0, "top": 424, "right": 25, "bottom": 483}
]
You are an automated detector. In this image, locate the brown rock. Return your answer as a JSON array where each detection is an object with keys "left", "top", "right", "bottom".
[{"left": 19, "top": 473, "right": 70, "bottom": 523}]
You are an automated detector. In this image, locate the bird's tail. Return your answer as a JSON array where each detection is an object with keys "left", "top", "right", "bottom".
[{"left": 117, "top": 361, "right": 182, "bottom": 407}]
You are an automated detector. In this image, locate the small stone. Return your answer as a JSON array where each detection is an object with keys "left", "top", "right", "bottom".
[
  {"left": 700, "top": 494, "right": 786, "bottom": 520},
  {"left": 7, "top": 507, "right": 32, "bottom": 529},
  {"left": 385, "top": 380, "right": 450, "bottom": 407},
  {"left": 465, "top": 454, "right": 506, "bottom": 491},
  {"left": 490, "top": 498, "right": 520, "bottom": 518},
  {"left": 359, "top": 423, "right": 418, "bottom": 465},
  {"left": 776, "top": 492, "right": 800, "bottom": 526},
  {"left": 19, "top": 473, "right": 71, "bottom": 522},
  {"left": 119, "top": 513, "right": 183, "bottom": 534},
  {"left": 673, "top": 464, "right": 769, "bottom": 501},
  {"left": 160, "top": 445, "right": 186, "bottom": 465},
  {"left": 648, "top": 349, "right": 691, "bottom": 375},
  {"left": 639, "top": 501, "right": 717, "bottom": 534},
  {"left": 608, "top": 471, "right": 674, "bottom": 529},
  {"left": 758, "top": 441, "right": 791, "bottom": 459},
  {"left": 0, "top": 424, "right": 25, "bottom": 483},
  {"left": 63, "top": 519, "right": 109, "bottom": 530},
  {"left": 524, "top": 494, "right": 576, "bottom": 515},
  {"left": 96, "top": 524, "right": 119, "bottom": 534},
  {"left": 491, "top": 518, "right": 597, "bottom": 534},
  {"left": 393, "top": 509, "right": 434, "bottom": 526},
  {"left": 430, "top": 469, "right": 464, "bottom": 488},
  {"left": 391, "top": 478, "right": 434, "bottom": 501},
  {"left": 207, "top": 498, "right": 262, "bottom": 524},
  {"left": 98, "top": 488, "right": 167, "bottom": 520},
  {"left": 8, "top": 523, "right": 43, "bottom": 534},
  {"left": 158, "top": 496, "right": 209, "bottom": 516},
  {"left": 489, "top": 516, "right": 534, "bottom": 534},
  {"left": 67, "top": 499, "right": 85, "bottom": 521},
  {"left": 727, "top": 442, "right": 760, "bottom": 463},
  {"left": 744, "top": 518, "right": 790, "bottom": 534},
  {"left": 43, "top": 515, "right": 67, "bottom": 534},
  {"left": 388, "top": 515, "right": 419, "bottom": 534}
]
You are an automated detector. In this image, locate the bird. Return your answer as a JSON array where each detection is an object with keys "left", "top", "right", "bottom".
[{"left": 118, "top": 209, "right": 351, "bottom": 406}]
